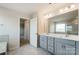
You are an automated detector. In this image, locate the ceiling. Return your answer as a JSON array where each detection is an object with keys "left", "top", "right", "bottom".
[
  {"left": 0, "top": 3, "right": 49, "bottom": 16},
  {"left": 0, "top": 3, "right": 76, "bottom": 17}
]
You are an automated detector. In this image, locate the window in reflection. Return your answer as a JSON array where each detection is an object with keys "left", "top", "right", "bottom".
[{"left": 55, "top": 23, "right": 66, "bottom": 33}]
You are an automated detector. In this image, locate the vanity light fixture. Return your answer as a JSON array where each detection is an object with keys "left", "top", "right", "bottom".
[
  {"left": 70, "top": 5, "right": 75, "bottom": 9},
  {"left": 59, "top": 5, "right": 75, "bottom": 13},
  {"left": 64, "top": 7, "right": 69, "bottom": 11},
  {"left": 48, "top": 14, "right": 53, "bottom": 18},
  {"left": 44, "top": 13, "right": 53, "bottom": 18},
  {"left": 59, "top": 9, "right": 63, "bottom": 13},
  {"left": 45, "top": 4, "right": 76, "bottom": 19}
]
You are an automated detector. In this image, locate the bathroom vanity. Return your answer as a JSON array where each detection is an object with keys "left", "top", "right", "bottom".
[
  {"left": 39, "top": 34, "right": 79, "bottom": 55},
  {"left": 39, "top": 9, "right": 79, "bottom": 55}
]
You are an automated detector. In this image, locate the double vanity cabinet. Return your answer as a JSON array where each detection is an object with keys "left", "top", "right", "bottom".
[
  {"left": 39, "top": 9, "right": 79, "bottom": 55},
  {"left": 55, "top": 38, "right": 75, "bottom": 55},
  {"left": 39, "top": 35, "right": 79, "bottom": 55}
]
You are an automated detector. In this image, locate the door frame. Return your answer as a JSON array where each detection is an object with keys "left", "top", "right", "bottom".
[{"left": 20, "top": 18, "right": 30, "bottom": 47}]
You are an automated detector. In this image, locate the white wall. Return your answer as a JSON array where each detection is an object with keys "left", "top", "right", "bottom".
[
  {"left": 49, "top": 22, "right": 55, "bottom": 33},
  {"left": 0, "top": 6, "right": 28, "bottom": 51}
]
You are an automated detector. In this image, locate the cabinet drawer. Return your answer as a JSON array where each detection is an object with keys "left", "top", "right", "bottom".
[
  {"left": 48, "top": 41, "right": 53, "bottom": 45},
  {"left": 48, "top": 44, "right": 54, "bottom": 48},
  {"left": 55, "top": 38, "right": 64, "bottom": 43},
  {"left": 65, "top": 40, "right": 75, "bottom": 46},
  {"left": 48, "top": 39, "right": 53, "bottom": 43},
  {"left": 40, "top": 41, "right": 47, "bottom": 46},
  {"left": 48, "top": 37, "right": 54, "bottom": 41},
  {"left": 48, "top": 37, "right": 54, "bottom": 46},
  {"left": 48, "top": 43, "right": 53, "bottom": 47},
  {"left": 40, "top": 35, "right": 47, "bottom": 39},
  {"left": 40, "top": 43, "right": 47, "bottom": 49},
  {"left": 48, "top": 47, "right": 54, "bottom": 53}
]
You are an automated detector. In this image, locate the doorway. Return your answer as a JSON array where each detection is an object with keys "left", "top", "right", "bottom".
[{"left": 20, "top": 18, "right": 30, "bottom": 47}]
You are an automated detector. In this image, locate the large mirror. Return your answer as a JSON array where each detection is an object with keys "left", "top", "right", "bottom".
[{"left": 48, "top": 9, "right": 78, "bottom": 35}]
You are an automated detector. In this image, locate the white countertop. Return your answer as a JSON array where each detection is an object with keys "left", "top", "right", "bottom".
[
  {"left": 39, "top": 33, "right": 79, "bottom": 41},
  {"left": 0, "top": 42, "right": 7, "bottom": 53}
]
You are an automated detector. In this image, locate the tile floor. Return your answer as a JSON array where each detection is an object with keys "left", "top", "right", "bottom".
[{"left": 8, "top": 44, "right": 51, "bottom": 55}]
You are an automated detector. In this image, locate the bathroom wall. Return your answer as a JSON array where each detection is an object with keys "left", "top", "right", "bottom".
[{"left": 0, "top": 6, "right": 28, "bottom": 51}]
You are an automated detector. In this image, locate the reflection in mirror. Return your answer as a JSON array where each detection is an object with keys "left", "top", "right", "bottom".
[
  {"left": 55, "top": 23, "right": 66, "bottom": 33},
  {"left": 66, "top": 17, "right": 78, "bottom": 35},
  {"left": 48, "top": 9, "right": 78, "bottom": 35}
]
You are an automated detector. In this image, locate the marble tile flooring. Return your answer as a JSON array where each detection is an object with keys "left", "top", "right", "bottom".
[{"left": 8, "top": 44, "right": 51, "bottom": 55}]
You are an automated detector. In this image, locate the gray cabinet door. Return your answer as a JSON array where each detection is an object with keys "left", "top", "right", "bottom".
[
  {"left": 55, "top": 38, "right": 75, "bottom": 55},
  {"left": 40, "top": 35, "right": 48, "bottom": 50},
  {"left": 65, "top": 40, "right": 75, "bottom": 55},
  {"left": 76, "top": 41, "right": 79, "bottom": 55},
  {"left": 48, "top": 37, "right": 54, "bottom": 53},
  {"left": 65, "top": 44, "right": 75, "bottom": 55},
  {"left": 55, "top": 38, "right": 66, "bottom": 55}
]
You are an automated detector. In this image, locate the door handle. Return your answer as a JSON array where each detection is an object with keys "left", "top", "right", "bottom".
[{"left": 62, "top": 45, "right": 66, "bottom": 48}]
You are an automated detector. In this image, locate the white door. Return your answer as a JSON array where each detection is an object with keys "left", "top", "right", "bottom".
[{"left": 30, "top": 17, "right": 37, "bottom": 47}]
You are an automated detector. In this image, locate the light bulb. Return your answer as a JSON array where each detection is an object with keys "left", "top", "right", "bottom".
[
  {"left": 70, "top": 5, "right": 75, "bottom": 9},
  {"left": 59, "top": 9, "right": 63, "bottom": 13},
  {"left": 65, "top": 7, "right": 68, "bottom": 10}
]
